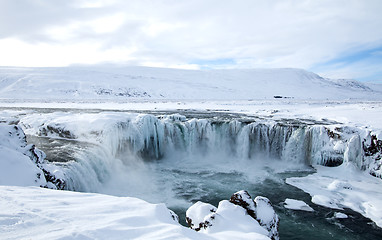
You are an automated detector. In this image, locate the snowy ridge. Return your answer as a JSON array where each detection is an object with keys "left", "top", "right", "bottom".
[{"left": 0, "top": 66, "right": 381, "bottom": 100}]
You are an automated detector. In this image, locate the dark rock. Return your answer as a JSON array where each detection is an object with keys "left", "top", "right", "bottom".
[{"left": 229, "top": 190, "right": 256, "bottom": 219}]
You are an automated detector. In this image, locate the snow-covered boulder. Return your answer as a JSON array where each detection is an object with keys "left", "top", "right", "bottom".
[
  {"left": 186, "top": 201, "right": 217, "bottom": 231},
  {"left": 0, "top": 123, "right": 65, "bottom": 189},
  {"left": 229, "top": 190, "right": 257, "bottom": 218},
  {"left": 186, "top": 190, "right": 279, "bottom": 240},
  {"left": 229, "top": 191, "right": 279, "bottom": 240},
  {"left": 253, "top": 196, "right": 280, "bottom": 240}
]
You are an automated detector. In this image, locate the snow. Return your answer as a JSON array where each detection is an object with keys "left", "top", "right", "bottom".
[
  {"left": 334, "top": 212, "right": 348, "bottom": 219},
  {"left": 185, "top": 191, "right": 279, "bottom": 240},
  {"left": 207, "top": 200, "right": 269, "bottom": 238},
  {"left": 284, "top": 199, "right": 314, "bottom": 212},
  {"left": 286, "top": 163, "right": 382, "bottom": 228},
  {"left": 186, "top": 201, "right": 217, "bottom": 230},
  {"left": 0, "top": 65, "right": 382, "bottom": 237},
  {"left": 0, "top": 186, "right": 275, "bottom": 240},
  {"left": 0, "top": 146, "right": 45, "bottom": 187},
  {"left": 0, "top": 66, "right": 381, "bottom": 101},
  {"left": 0, "top": 186, "right": 195, "bottom": 240},
  {"left": 0, "top": 124, "right": 46, "bottom": 187},
  {"left": 185, "top": 199, "right": 271, "bottom": 239}
]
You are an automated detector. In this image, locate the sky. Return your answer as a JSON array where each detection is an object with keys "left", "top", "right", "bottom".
[{"left": 0, "top": 0, "right": 381, "bottom": 82}]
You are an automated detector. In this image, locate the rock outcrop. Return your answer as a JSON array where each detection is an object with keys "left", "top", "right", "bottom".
[
  {"left": 0, "top": 123, "right": 66, "bottom": 189},
  {"left": 186, "top": 190, "right": 279, "bottom": 240},
  {"left": 363, "top": 134, "right": 382, "bottom": 178}
]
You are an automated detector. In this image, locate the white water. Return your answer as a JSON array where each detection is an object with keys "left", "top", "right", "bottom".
[{"left": 20, "top": 112, "right": 365, "bottom": 205}]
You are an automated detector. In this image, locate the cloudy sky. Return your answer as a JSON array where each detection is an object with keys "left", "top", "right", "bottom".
[{"left": 1, "top": 0, "right": 381, "bottom": 82}]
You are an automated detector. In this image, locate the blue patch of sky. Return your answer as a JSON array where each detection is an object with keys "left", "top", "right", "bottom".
[
  {"left": 311, "top": 45, "right": 382, "bottom": 82},
  {"left": 324, "top": 46, "right": 382, "bottom": 66},
  {"left": 190, "top": 58, "right": 236, "bottom": 69}
]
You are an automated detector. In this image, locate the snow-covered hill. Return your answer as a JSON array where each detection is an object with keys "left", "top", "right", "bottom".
[{"left": 0, "top": 66, "right": 381, "bottom": 100}]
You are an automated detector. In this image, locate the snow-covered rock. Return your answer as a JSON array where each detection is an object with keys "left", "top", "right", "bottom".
[
  {"left": 186, "top": 191, "right": 279, "bottom": 240},
  {"left": 186, "top": 201, "right": 217, "bottom": 231},
  {"left": 253, "top": 196, "right": 280, "bottom": 240},
  {"left": 0, "top": 146, "right": 46, "bottom": 187},
  {"left": 229, "top": 190, "right": 257, "bottom": 219},
  {"left": 0, "top": 123, "right": 65, "bottom": 189},
  {"left": 362, "top": 134, "right": 382, "bottom": 179},
  {"left": 284, "top": 198, "right": 314, "bottom": 212}
]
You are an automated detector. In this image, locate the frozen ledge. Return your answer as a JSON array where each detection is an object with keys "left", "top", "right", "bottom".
[{"left": 286, "top": 164, "right": 382, "bottom": 228}]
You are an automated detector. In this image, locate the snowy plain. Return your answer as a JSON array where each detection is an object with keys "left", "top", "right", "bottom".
[{"left": 1, "top": 66, "right": 382, "bottom": 239}]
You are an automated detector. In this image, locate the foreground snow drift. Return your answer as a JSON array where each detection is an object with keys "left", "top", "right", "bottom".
[
  {"left": 0, "top": 186, "right": 191, "bottom": 240},
  {"left": 0, "top": 186, "right": 276, "bottom": 240}
]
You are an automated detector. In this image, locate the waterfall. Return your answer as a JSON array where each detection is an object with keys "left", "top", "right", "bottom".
[{"left": 21, "top": 113, "right": 380, "bottom": 193}]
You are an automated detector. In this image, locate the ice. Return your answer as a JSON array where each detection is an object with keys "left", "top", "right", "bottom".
[
  {"left": 284, "top": 199, "right": 314, "bottom": 212},
  {"left": 334, "top": 212, "right": 348, "bottom": 219},
  {"left": 286, "top": 164, "right": 382, "bottom": 227}
]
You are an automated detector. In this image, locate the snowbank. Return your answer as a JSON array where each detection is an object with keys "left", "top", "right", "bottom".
[
  {"left": 0, "top": 186, "right": 275, "bottom": 240},
  {"left": 0, "top": 123, "right": 46, "bottom": 187},
  {"left": 0, "top": 123, "right": 65, "bottom": 189}
]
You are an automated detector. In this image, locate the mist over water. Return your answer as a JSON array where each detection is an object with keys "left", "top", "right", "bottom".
[{"left": 24, "top": 112, "right": 382, "bottom": 240}]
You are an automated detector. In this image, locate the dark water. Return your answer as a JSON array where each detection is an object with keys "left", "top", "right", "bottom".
[{"left": 166, "top": 167, "right": 382, "bottom": 240}]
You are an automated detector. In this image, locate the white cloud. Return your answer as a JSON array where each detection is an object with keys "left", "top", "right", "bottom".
[
  {"left": 0, "top": 38, "right": 136, "bottom": 67},
  {"left": 0, "top": 0, "right": 382, "bottom": 80}
]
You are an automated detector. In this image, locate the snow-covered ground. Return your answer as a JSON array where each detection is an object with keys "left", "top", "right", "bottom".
[
  {"left": 0, "top": 66, "right": 382, "bottom": 100},
  {"left": 1, "top": 66, "right": 382, "bottom": 239}
]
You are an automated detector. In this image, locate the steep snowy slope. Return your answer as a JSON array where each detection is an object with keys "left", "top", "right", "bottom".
[{"left": 0, "top": 66, "right": 380, "bottom": 100}]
